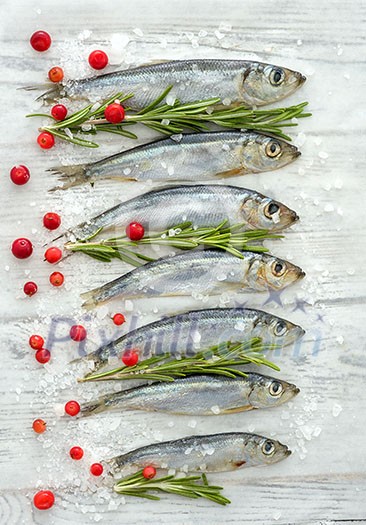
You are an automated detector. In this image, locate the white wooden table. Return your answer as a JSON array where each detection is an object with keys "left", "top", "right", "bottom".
[{"left": 1, "top": 0, "right": 365, "bottom": 523}]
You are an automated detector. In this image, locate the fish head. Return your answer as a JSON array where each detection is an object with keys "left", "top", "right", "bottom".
[
  {"left": 250, "top": 254, "right": 305, "bottom": 290},
  {"left": 240, "top": 63, "right": 306, "bottom": 106},
  {"left": 248, "top": 375, "right": 300, "bottom": 409},
  {"left": 240, "top": 195, "right": 299, "bottom": 231},
  {"left": 246, "top": 434, "right": 291, "bottom": 466},
  {"left": 267, "top": 315, "right": 305, "bottom": 345},
  {"left": 240, "top": 135, "right": 300, "bottom": 173}
]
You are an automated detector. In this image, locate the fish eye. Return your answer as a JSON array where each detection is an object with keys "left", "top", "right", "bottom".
[
  {"left": 262, "top": 440, "right": 275, "bottom": 455},
  {"left": 269, "top": 381, "right": 283, "bottom": 396},
  {"left": 270, "top": 68, "right": 285, "bottom": 86},
  {"left": 264, "top": 201, "right": 280, "bottom": 219},
  {"left": 272, "top": 261, "right": 286, "bottom": 277},
  {"left": 274, "top": 320, "right": 287, "bottom": 337},
  {"left": 265, "top": 140, "right": 282, "bottom": 158}
]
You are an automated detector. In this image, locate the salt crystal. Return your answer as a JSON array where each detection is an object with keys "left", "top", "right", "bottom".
[
  {"left": 171, "top": 134, "right": 183, "bottom": 142},
  {"left": 64, "top": 128, "right": 73, "bottom": 139},
  {"left": 313, "top": 427, "right": 322, "bottom": 437},
  {"left": 188, "top": 419, "right": 197, "bottom": 428},
  {"left": 222, "top": 97, "right": 231, "bottom": 106},
  {"left": 133, "top": 28, "right": 144, "bottom": 37},
  {"left": 215, "top": 30, "right": 225, "bottom": 40},
  {"left": 184, "top": 447, "right": 193, "bottom": 455},
  {"left": 297, "top": 39, "right": 302, "bottom": 46},
  {"left": 192, "top": 39, "right": 199, "bottom": 49},
  {"left": 198, "top": 30, "right": 208, "bottom": 37},
  {"left": 211, "top": 405, "right": 221, "bottom": 414},
  {"left": 168, "top": 166, "right": 175, "bottom": 176},
  {"left": 347, "top": 268, "right": 355, "bottom": 275},
  {"left": 161, "top": 119, "right": 170, "bottom": 126},
  {"left": 97, "top": 306, "right": 109, "bottom": 320},
  {"left": 5, "top": 266, "right": 9, "bottom": 271},
  {"left": 332, "top": 403, "right": 342, "bottom": 417},
  {"left": 273, "top": 511, "right": 282, "bottom": 520},
  {"left": 124, "top": 300, "right": 134, "bottom": 311},
  {"left": 318, "top": 151, "right": 329, "bottom": 159},
  {"left": 324, "top": 203, "right": 334, "bottom": 212},
  {"left": 337, "top": 47, "right": 343, "bottom": 56},
  {"left": 344, "top": 72, "right": 350, "bottom": 80},
  {"left": 222, "top": 143, "right": 230, "bottom": 151},
  {"left": 336, "top": 335, "right": 344, "bottom": 344},
  {"left": 216, "top": 274, "right": 227, "bottom": 281},
  {"left": 192, "top": 330, "right": 201, "bottom": 344},
  {"left": 296, "top": 131, "right": 307, "bottom": 146},
  {"left": 123, "top": 168, "right": 131, "bottom": 175},
  {"left": 334, "top": 178, "right": 343, "bottom": 189},
  {"left": 166, "top": 93, "right": 176, "bottom": 106},
  {"left": 301, "top": 425, "right": 313, "bottom": 441}
]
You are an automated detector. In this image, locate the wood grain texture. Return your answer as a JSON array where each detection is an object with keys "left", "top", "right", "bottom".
[{"left": 1, "top": 0, "right": 366, "bottom": 523}]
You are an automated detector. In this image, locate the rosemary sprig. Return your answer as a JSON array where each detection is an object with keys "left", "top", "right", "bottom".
[
  {"left": 26, "top": 86, "right": 311, "bottom": 147},
  {"left": 65, "top": 220, "right": 282, "bottom": 265},
  {"left": 79, "top": 338, "right": 279, "bottom": 382},
  {"left": 113, "top": 470, "right": 231, "bottom": 505}
]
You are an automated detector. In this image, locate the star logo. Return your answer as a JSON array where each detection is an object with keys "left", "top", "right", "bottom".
[
  {"left": 262, "top": 288, "right": 285, "bottom": 307},
  {"left": 292, "top": 297, "right": 310, "bottom": 313}
]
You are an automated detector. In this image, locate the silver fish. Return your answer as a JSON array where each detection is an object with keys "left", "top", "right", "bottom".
[
  {"left": 58, "top": 184, "right": 299, "bottom": 241},
  {"left": 81, "top": 250, "right": 305, "bottom": 309},
  {"left": 49, "top": 131, "right": 300, "bottom": 190},
  {"left": 107, "top": 432, "right": 291, "bottom": 475},
  {"left": 42, "top": 59, "right": 306, "bottom": 109},
  {"left": 80, "top": 374, "right": 300, "bottom": 417},
  {"left": 75, "top": 307, "right": 304, "bottom": 374}
]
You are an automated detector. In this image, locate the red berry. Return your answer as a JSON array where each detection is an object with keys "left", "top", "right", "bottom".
[
  {"left": 122, "top": 349, "right": 139, "bottom": 367},
  {"left": 35, "top": 348, "right": 51, "bottom": 364},
  {"left": 43, "top": 212, "right": 61, "bottom": 230},
  {"left": 44, "top": 247, "right": 62, "bottom": 264},
  {"left": 104, "top": 102, "right": 125, "bottom": 124},
  {"left": 29, "top": 335, "right": 44, "bottom": 350},
  {"left": 142, "top": 466, "right": 156, "bottom": 479},
  {"left": 49, "top": 271, "right": 64, "bottom": 287},
  {"left": 24, "top": 281, "right": 38, "bottom": 296},
  {"left": 88, "top": 50, "right": 108, "bottom": 70},
  {"left": 126, "top": 222, "right": 145, "bottom": 241},
  {"left": 70, "top": 446, "right": 84, "bottom": 460},
  {"left": 70, "top": 325, "right": 87, "bottom": 342},
  {"left": 32, "top": 418, "right": 47, "bottom": 434},
  {"left": 33, "top": 490, "right": 55, "bottom": 510},
  {"left": 90, "top": 463, "right": 104, "bottom": 476},
  {"left": 112, "top": 313, "right": 126, "bottom": 326},
  {"left": 65, "top": 400, "right": 80, "bottom": 416},
  {"left": 30, "top": 31, "right": 51, "bottom": 52},
  {"left": 11, "top": 238, "right": 33, "bottom": 259},
  {"left": 10, "top": 165, "right": 30, "bottom": 185},
  {"left": 48, "top": 66, "right": 64, "bottom": 83},
  {"left": 51, "top": 104, "right": 68, "bottom": 121},
  {"left": 37, "top": 132, "right": 55, "bottom": 149}
]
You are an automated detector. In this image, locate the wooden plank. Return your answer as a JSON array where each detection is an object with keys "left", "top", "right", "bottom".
[{"left": 0, "top": 0, "right": 365, "bottom": 523}]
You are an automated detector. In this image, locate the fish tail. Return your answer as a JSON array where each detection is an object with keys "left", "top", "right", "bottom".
[
  {"left": 80, "top": 290, "right": 100, "bottom": 310},
  {"left": 47, "top": 164, "right": 89, "bottom": 191},
  {"left": 69, "top": 349, "right": 102, "bottom": 367},
  {"left": 79, "top": 397, "right": 107, "bottom": 417},
  {"left": 21, "top": 84, "right": 63, "bottom": 102}
]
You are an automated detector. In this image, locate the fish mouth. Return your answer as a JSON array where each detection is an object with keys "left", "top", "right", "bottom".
[
  {"left": 285, "top": 448, "right": 292, "bottom": 457},
  {"left": 294, "top": 150, "right": 302, "bottom": 158}
]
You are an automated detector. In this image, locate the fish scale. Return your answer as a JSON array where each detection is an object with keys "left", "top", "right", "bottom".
[
  {"left": 76, "top": 307, "right": 304, "bottom": 374},
  {"left": 45, "top": 59, "right": 305, "bottom": 109},
  {"left": 80, "top": 374, "right": 300, "bottom": 417},
  {"left": 50, "top": 131, "right": 300, "bottom": 189},
  {"left": 107, "top": 432, "right": 291, "bottom": 474},
  {"left": 61, "top": 184, "right": 298, "bottom": 241},
  {"left": 80, "top": 250, "right": 305, "bottom": 309}
]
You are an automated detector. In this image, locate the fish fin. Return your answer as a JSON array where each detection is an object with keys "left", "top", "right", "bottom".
[
  {"left": 214, "top": 168, "right": 245, "bottom": 178},
  {"left": 47, "top": 164, "right": 89, "bottom": 191},
  {"left": 221, "top": 405, "right": 254, "bottom": 414}
]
